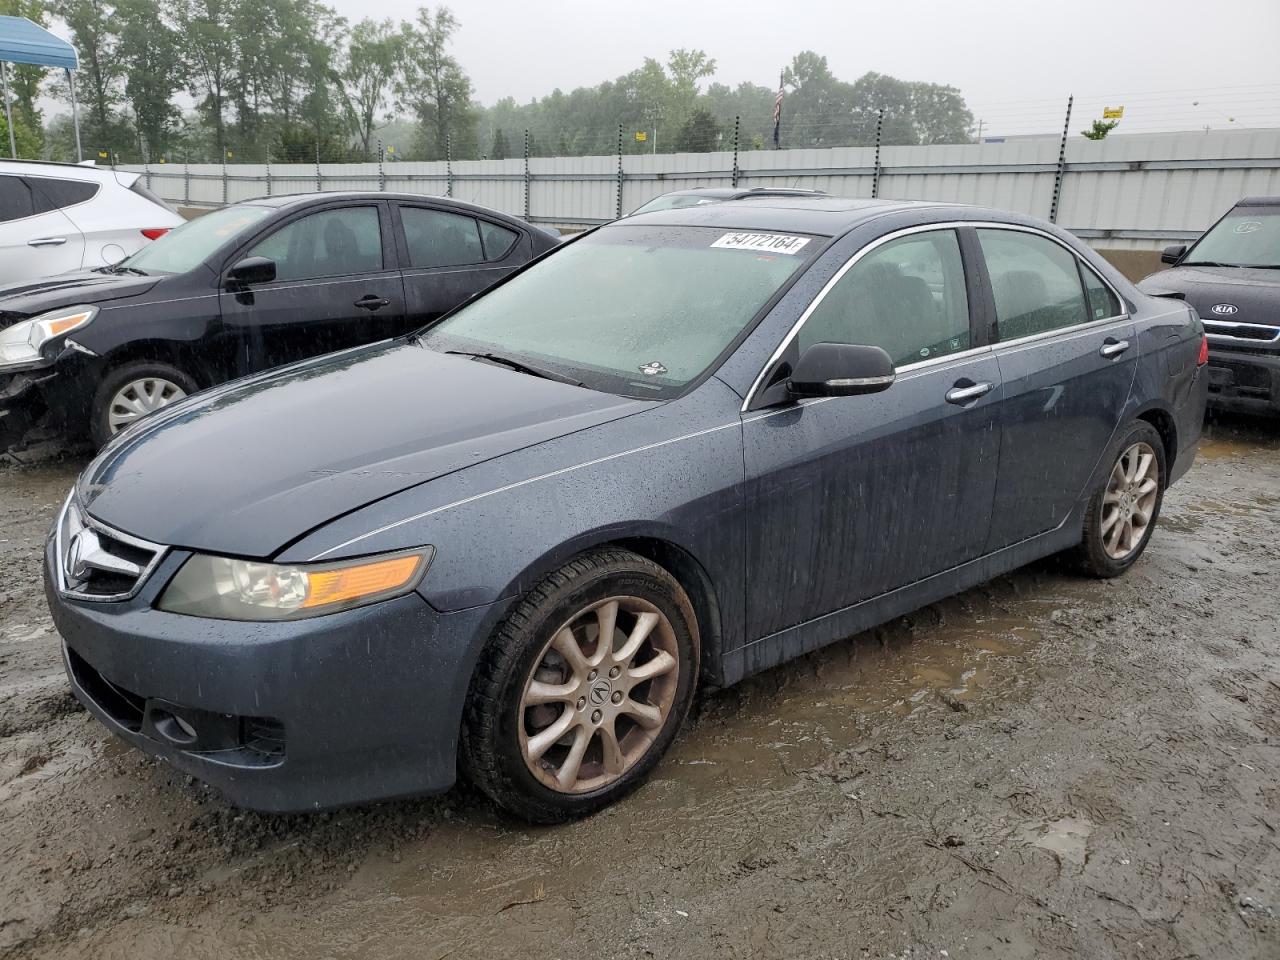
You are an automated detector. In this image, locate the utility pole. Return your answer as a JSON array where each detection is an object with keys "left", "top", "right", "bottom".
[{"left": 976, "top": 119, "right": 984, "bottom": 143}]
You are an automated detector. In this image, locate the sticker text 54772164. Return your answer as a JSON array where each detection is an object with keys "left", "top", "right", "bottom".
[{"left": 710, "top": 232, "right": 811, "bottom": 255}]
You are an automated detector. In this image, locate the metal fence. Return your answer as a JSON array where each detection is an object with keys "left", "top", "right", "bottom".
[{"left": 120, "top": 127, "right": 1280, "bottom": 251}]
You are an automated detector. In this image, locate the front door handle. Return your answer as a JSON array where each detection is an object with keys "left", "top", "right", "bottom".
[
  {"left": 28, "top": 237, "right": 67, "bottom": 247},
  {"left": 945, "top": 380, "right": 995, "bottom": 405},
  {"left": 354, "top": 295, "right": 391, "bottom": 311},
  {"left": 1100, "top": 338, "right": 1131, "bottom": 358}
]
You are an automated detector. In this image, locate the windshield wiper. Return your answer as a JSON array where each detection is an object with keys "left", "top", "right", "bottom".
[
  {"left": 1180, "top": 261, "right": 1238, "bottom": 268},
  {"left": 445, "top": 350, "right": 585, "bottom": 387},
  {"left": 110, "top": 264, "right": 149, "bottom": 276}
]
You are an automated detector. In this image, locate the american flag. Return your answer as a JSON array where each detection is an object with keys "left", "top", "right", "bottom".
[{"left": 772, "top": 72, "right": 784, "bottom": 148}]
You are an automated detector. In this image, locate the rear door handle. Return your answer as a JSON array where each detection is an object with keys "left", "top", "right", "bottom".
[
  {"left": 28, "top": 237, "right": 67, "bottom": 247},
  {"left": 945, "top": 381, "right": 994, "bottom": 404},
  {"left": 1100, "top": 338, "right": 1131, "bottom": 358},
  {"left": 354, "top": 295, "right": 391, "bottom": 311}
]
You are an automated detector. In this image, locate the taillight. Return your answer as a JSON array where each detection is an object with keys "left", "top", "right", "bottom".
[
  {"left": 1197, "top": 334, "right": 1209, "bottom": 367},
  {"left": 140, "top": 228, "right": 169, "bottom": 241}
]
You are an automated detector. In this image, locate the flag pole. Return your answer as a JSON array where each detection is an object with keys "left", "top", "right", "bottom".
[{"left": 773, "top": 69, "right": 784, "bottom": 150}]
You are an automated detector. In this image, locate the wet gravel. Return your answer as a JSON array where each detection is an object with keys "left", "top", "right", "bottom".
[{"left": 1, "top": 413, "right": 1278, "bottom": 959}]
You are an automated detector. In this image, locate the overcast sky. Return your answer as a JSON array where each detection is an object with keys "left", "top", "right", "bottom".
[{"left": 320, "top": 0, "right": 1280, "bottom": 135}]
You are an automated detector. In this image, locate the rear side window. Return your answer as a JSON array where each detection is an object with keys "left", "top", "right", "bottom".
[
  {"left": 798, "top": 229, "right": 971, "bottom": 368},
  {"left": 1080, "top": 261, "right": 1122, "bottom": 321},
  {"left": 479, "top": 219, "right": 519, "bottom": 261},
  {"left": 978, "top": 229, "right": 1090, "bottom": 341},
  {"left": 401, "top": 207, "right": 484, "bottom": 268},
  {"left": 0, "top": 175, "right": 34, "bottom": 221},
  {"left": 247, "top": 206, "right": 384, "bottom": 282},
  {"left": 27, "top": 177, "right": 99, "bottom": 213}
]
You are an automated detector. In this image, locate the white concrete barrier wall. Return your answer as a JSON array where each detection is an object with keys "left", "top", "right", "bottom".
[{"left": 122, "top": 128, "right": 1280, "bottom": 250}]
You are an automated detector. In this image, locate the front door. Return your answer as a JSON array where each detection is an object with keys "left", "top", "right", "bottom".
[
  {"left": 975, "top": 227, "right": 1137, "bottom": 550},
  {"left": 742, "top": 228, "right": 1002, "bottom": 640},
  {"left": 217, "top": 203, "right": 406, "bottom": 374}
]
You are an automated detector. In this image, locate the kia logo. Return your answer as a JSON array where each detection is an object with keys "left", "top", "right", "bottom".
[{"left": 1210, "top": 303, "right": 1238, "bottom": 316}]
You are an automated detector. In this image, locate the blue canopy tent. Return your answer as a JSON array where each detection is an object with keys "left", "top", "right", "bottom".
[{"left": 0, "top": 15, "right": 81, "bottom": 161}]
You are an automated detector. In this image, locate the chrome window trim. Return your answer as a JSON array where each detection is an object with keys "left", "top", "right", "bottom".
[
  {"left": 53, "top": 490, "right": 169, "bottom": 603},
  {"left": 741, "top": 219, "right": 1131, "bottom": 412},
  {"left": 1203, "top": 318, "right": 1280, "bottom": 345}
]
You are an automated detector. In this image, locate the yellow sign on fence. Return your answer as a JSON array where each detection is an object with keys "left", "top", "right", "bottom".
[
  {"left": 1102, "top": 106, "right": 1125, "bottom": 119},
  {"left": 635, "top": 131, "right": 647, "bottom": 142}
]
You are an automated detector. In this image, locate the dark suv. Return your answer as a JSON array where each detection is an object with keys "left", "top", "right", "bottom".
[{"left": 1138, "top": 196, "right": 1280, "bottom": 415}]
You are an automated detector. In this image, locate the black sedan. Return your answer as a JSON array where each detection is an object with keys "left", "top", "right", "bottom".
[
  {"left": 1138, "top": 196, "right": 1280, "bottom": 415},
  {"left": 47, "top": 197, "right": 1206, "bottom": 822},
  {"left": 0, "top": 193, "right": 558, "bottom": 449}
]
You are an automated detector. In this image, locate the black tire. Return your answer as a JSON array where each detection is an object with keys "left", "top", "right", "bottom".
[
  {"left": 460, "top": 547, "right": 699, "bottom": 824},
  {"left": 1073, "top": 420, "right": 1167, "bottom": 578},
  {"left": 90, "top": 360, "right": 200, "bottom": 449}
]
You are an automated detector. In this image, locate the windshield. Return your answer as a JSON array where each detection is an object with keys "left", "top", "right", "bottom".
[
  {"left": 420, "top": 224, "right": 820, "bottom": 399},
  {"left": 1183, "top": 206, "right": 1280, "bottom": 268},
  {"left": 629, "top": 194, "right": 727, "bottom": 216},
  {"left": 122, "top": 205, "right": 273, "bottom": 274}
]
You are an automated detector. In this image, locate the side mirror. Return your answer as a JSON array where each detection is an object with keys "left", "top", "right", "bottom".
[
  {"left": 1160, "top": 244, "right": 1187, "bottom": 265},
  {"left": 789, "top": 342, "right": 896, "bottom": 398},
  {"left": 226, "top": 256, "right": 276, "bottom": 287}
]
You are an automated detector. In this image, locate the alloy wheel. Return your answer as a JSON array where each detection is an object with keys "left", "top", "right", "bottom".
[
  {"left": 107, "top": 377, "right": 187, "bottom": 434},
  {"left": 518, "top": 596, "right": 680, "bottom": 794},
  {"left": 1100, "top": 441, "right": 1160, "bottom": 560}
]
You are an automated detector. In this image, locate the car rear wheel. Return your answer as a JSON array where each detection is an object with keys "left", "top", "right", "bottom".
[
  {"left": 461, "top": 547, "right": 699, "bottom": 823},
  {"left": 1074, "top": 420, "right": 1166, "bottom": 577},
  {"left": 91, "top": 361, "right": 198, "bottom": 448}
]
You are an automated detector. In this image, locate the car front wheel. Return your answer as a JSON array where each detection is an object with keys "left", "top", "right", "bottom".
[
  {"left": 90, "top": 361, "right": 199, "bottom": 448},
  {"left": 1075, "top": 420, "right": 1166, "bottom": 577},
  {"left": 461, "top": 547, "right": 699, "bottom": 823}
]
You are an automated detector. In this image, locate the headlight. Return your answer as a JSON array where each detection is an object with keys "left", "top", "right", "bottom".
[
  {"left": 0, "top": 305, "right": 97, "bottom": 368},
  {"left": 156, "top": 548, "right": 433, "bottom": 621}
]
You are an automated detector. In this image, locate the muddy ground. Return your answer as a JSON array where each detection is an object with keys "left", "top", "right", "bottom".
[{"left": 1, "top": 414, "right": 1278, "bottom": 960}]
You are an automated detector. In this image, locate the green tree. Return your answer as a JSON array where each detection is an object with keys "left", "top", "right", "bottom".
[
  {"left": 1081, "top": 118, "right": 1120, "bottom": 140},
  {"left": 675, "top": 107, "right": 721, "bottom": 152},
  {"left": 397, "top": 6, "right": 476, "bottom": 160},
  {"left": 116, "top": 0, "right": 183, "bottom": 157},
  {"left": 168, "top": 0, "right": 237, "bottom": 151},
  {"left": 55, "top": 0, "right": 121, "bottom": 144},
  {"left": 0, "top": 105, "right": 41, "bottom": 157},
  {"left": 489, "top": 126, "right": 509, "bottom": 159},
  {"left": 341, "top": 18, "right": 403, "bottom": 157}
]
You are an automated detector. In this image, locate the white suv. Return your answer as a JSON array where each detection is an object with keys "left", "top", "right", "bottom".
[{"left": 0, "top": 160, "right": 184, "bottom": 285}]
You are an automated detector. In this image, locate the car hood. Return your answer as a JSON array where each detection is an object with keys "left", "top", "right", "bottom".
[
  {"left": 1138, "top": 265, "right": 1280, "bottom": 325},
  {"left": 0, "top": 270, "right": 163, "bottom": 327},
  {"left": 80, "top": 342, "right": 653, "bottom": 557}
]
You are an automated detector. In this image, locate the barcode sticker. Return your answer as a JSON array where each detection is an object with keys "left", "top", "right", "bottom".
[{"left": 710, "top": 232, "right": 811, "bottom": 255}]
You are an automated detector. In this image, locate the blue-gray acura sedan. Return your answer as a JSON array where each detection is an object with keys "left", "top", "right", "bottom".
[{"left": 44, "top": 196, "right": 1208, "bottom": 822}]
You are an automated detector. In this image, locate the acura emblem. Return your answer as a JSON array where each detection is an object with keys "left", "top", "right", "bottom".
[{"left": 1210, "top": 303, "right": 1238, "bottom": 316}]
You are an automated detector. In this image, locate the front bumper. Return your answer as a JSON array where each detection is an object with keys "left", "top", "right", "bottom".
[
  {"left": 1205, "top": 346, "right": 1280, "bottom": 415},
  {"left": 45, "top": 538, "right": 505, "bottom": 812}
]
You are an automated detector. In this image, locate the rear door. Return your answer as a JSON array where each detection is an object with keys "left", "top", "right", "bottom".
[
  {"left": 217, "top": 201, "right": 406, "bottom": 373},
  {"left": 741, "top": 227, "right": 1002, "bottom": 638},
  {"left": 392, "top": 203, "right": 527, "bottom": 327},
  {"left": 0, "top": 174, "right": 87, "bottom": 282},
  {"left": 976, "top": 227, "right": 1137, "bottom": 551}
]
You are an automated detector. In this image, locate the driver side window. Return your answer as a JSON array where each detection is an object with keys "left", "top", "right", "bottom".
[
  {"left": 247, "top": 206, "right": 384, "bottom": 283},
  {"left": 798, "top": 230, "right": 971, "bottom": 367}
]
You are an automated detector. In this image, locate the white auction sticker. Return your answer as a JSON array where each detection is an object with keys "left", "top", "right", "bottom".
[{"left": 710, "top": 232, "right": 811, "bottom": 255}]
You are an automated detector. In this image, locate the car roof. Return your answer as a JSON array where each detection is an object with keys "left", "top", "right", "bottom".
[
  {"left": 0, "top": 158, "right": 131, "bottom": 182},
  {"left": 620, "top": 195, "right": 981, "bottom": 237},
  {"left": 240, "top": 191, "right": 528, "bottom": 221},
  {"left": 655, "top": 186, "right": 827, "bottom": 200},
  {"left": 1235, "top": 196, "right": 1280, "bottom": 207}
]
